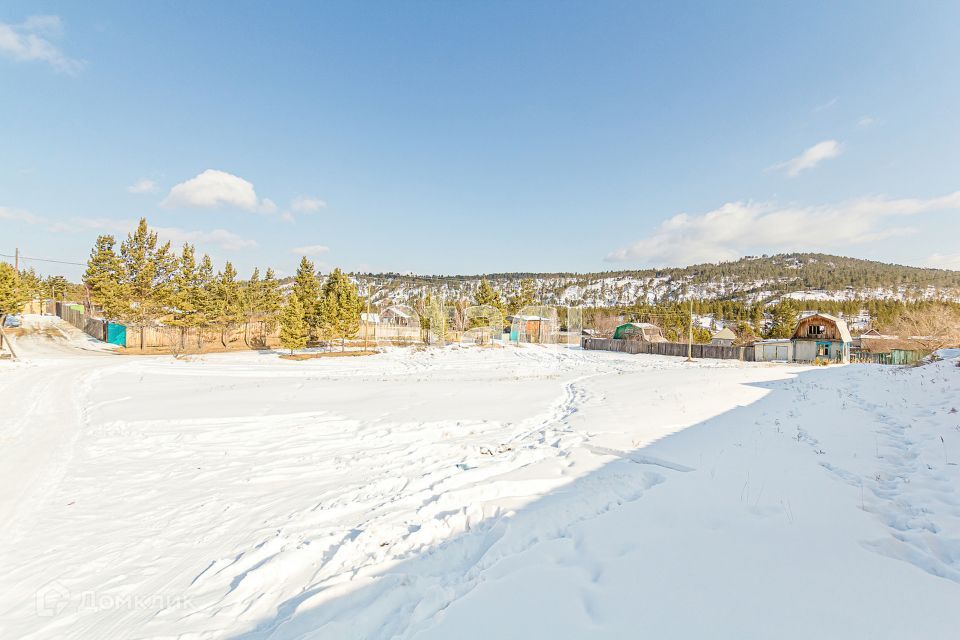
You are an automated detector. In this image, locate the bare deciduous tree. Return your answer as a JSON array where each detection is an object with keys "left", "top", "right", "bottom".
[{"left": 887, "top": 306, "right": 960, "bottom": 355}]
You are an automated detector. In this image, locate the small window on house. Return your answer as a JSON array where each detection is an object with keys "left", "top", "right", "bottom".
[{"left": 808, "top": 325, "right": 825, "bottom": 336}]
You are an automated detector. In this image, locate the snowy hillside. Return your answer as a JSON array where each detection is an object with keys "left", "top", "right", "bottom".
[
  {"left": 1, "top": 315, "right": 958, "bottom": 638},
  {"left": 352, "top": 253, "right": 960, "bottom": 308}
]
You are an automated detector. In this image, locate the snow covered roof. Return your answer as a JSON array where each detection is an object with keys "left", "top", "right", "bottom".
[
  {"left": 712, "top": 327, "right": 737, "bottom": 341},
  {"left": 619, "top": 322, "right": 660, "bottom": 330}
]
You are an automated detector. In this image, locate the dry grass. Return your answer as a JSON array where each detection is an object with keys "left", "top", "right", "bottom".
[
  {"left": 115, "top": 343, "right": 269, "bottom": 356},
  {"left": 279, "top": 351, "right": 379, "bottom": 361}
]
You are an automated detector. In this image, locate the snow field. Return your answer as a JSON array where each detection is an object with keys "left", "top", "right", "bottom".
[{"left": 1, "top": 315, "right": 958, "bottom": 639}]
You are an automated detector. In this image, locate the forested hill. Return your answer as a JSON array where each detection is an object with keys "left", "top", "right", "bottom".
[
  {"left": 594, "top": 253, "right": 960, "bottom": 291},
  {"left": 357, "top": 253, "right": 960, "bottom": 307}
]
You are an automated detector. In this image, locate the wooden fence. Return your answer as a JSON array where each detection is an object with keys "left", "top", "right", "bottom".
[
  {"left": 582, "top": 337, "right": 755, "bottom": 362},
  {"left": 56, "top": 303, "right": 109, "bottom": 341}
]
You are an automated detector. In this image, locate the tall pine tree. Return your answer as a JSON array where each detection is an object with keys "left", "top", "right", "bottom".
[
  {"left": 292, "top": 256, "right": 320, "bottom": 338},
  {"left": 169, "top": 244, "right": 207, "bottom": 349},
  {"left": 83, "top": 234, "right": 127, "bottom": 319},
  {"left": 211, "top": 261, "right": 245, "bottom": 348},
  {"left": 119, "top": 219, "right": 177, "bottom": 348},
  {"left": 0, "top": 263, "right": 28, "bottom": 321},
  {"left": 278, "top": 292, "right": 308, "bottom": 354},
  {"left": 319, "top": 268, "right": 361, "bottom": 351}
]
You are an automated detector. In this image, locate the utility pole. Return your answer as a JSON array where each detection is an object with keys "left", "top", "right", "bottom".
[
  {"left": 363, "top": 283, "right": 370, "bottom": 349},
  {"left": 14, "top": 248, "right": 19, "bottom": 271},
  {"left": 686, "top": 296, "right": 694, "bottom": 362},
  {"left": 440, "top": 289, "right": 446, "bottom": 347}
]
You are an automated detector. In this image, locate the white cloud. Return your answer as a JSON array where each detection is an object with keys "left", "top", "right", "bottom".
[
  {"left": 814, "top": 97, "right": 838, "bottom": 112},
  {"left": 51, "top": 217, "right": 255, "bottom": 251},
  {"left": 926, "top": 253, "right": 960, "bottom": 271},
  {"left": 290, "top": 244, "right": 330, "bottom": 256},
  {"left": 0, "top": 15, "right": 84, "bottom": 74},
  {"left": 291, "top": 196, "right": 327, "bottom": 213},
  {"left": 767, "top": 140, "right": 843, "bottom": 177},
  {"left": 7, "top": 209, "right": 253, "bottom": 252},
  {"left": 154, "top": 226, "right": 256, "bottom": 251},
  {"left": 162, "top": 169, "right": 275, "bottom": 213},
  {"left": 0, "top": 205, "right": 44, "bottom": 225},
  {"left": 857, "top": 116, "right": 881, "bottom": 128},
  {"left": 127, "top": 178, "right": 159, "bottom": 194},
  {"left": 606, "top": 190, "right": 960, "bottom": 267}
]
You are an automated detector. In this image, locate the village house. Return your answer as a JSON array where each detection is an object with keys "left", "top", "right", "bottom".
[
  {"left": 710, "top": 326, "right": 737, "bottom": 347},
  {"left": 753, "top": 312, "right": 852, "bottom": 363},
  {"left": 791, "top": 312, "right": 852, "bottom": 363}
]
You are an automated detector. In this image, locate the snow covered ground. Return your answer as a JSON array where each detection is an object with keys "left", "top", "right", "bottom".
[{"left": 1, "top": 315, "right": 958, "bottom": 639}]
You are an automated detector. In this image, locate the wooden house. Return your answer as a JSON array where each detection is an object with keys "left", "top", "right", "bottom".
[
  {"left": 790, "top": 313, "right": 851, "bottom": 363},
  {"left": 710, "top": 327, "right": 737, "bottom": 347}
]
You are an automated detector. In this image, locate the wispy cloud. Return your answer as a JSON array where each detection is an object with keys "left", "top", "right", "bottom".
[
  {"left": 813, "top": 97, "right": 837, "bottom": 112},
  {"left": 926, "top": 253, "right": 960, "bottom": 271},
  {"left": 291, "top": 196, "right": 327, "bottom": 214},
  {"left": 606, "top": 191, "right": 960, "bottom": 267},
  {"left": 0, "top": 15, "right": 84, "bottom": 74},
  {"left": 127, "top": 178, "right": 159, "bottom": 194},
  {"left": 857, "top": 115, "right": 881, "bottom": 128},
  {"left": 154, "top": 226, "right": 257, "bottom": 251},
  {"left": 0, "top": 205, "right": 45, "bottom": 225},
  {"left": 290, "top": 244, "right": 330, "bottom": 256},
  {"left": 767, "top": 140, "right": 843, "bottom": 177},
  {"left": 48, "top": 216, "right": 256, "bottom": 251},
  {"left": 162, "top": 169, "right": 276, "bottom": 213}
]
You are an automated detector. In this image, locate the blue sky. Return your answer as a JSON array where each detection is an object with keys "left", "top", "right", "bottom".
[{"left": 2, "top": 1, "right": 959, "bottom": 279}]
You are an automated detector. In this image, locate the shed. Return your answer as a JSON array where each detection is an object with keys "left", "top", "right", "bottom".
[
  {"left": 381, "top": 306, "right": 414, "bottom": 326},
  {"left": 710, "top": 326, "right": 737, "bottom": 347},
  {"left": 509, "top": 315, "right": 553, "bottom": 343},
  {"left": 790, "top": 313, "right": 851, "bottom": 363},
  {"left": 613, "top": 322, "right": 665, "bottom": 342},
  {"left": 754, "top": 339, "right": 793, "bottom": 362}
]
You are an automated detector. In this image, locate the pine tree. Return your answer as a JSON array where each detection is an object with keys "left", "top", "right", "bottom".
[
  {"left": 18, "top": 268, "right": 43, "bottom": 306},
  {"left": 211, "top": 261, "right": 245, "bottom": 348},
  {"left": 319, "top": 268, "right": 361, "bottom": 351},
  {"left": 0, "top": 262, "right": 28, "bottom": 321},
  {"left": 293, "top": 257, "right": 320, "bottom": 336},
  {"left": 767, "top": 300, "right": 799, "bottom": 338},
  {"left": 169, "top": 244, "right": 206, "bottom": 349},
  {"left": 44, "top": 275, "right": 69, "bottom": 302},
  {"left": 473, "top": 278, "right": 504, "bottom": 312},
  {"left": 278, "top": 292, "right": 308, "bottom": 354},
  {"left": 119, "top": 219, "right": 177, "bottom": 348},
  {"left": 196, "top": 254, "right": 215, "bottom": 328},
  {"left": 261, "top": 268, "right": 282, "bottom": 318},
  {"left": 507, "top": 278, "right": 537, "bottom": 315},
  {"left": 242, "top": 267, "right": 264, "bottom": 347}
]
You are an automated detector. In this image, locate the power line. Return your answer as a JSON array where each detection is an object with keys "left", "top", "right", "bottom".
[{"left": 0, "top": 252, "right": 85, "bottom": 266}]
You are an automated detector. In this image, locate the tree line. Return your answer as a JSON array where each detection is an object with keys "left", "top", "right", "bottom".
[{"left": 81, "top": 218, "right": 363, "bottom": 353}]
